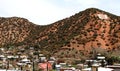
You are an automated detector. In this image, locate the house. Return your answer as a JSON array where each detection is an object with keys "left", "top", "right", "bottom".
[
  {"left": 39, "top": 56, "right": 46, "bottom": 62},
  {"left": 21, "top": 58, "right": 31, "bottom": 64},
  {"left": 38, "top": 62, "right": 52, "bottom": 71},
  {"left": 82, "top": 67, "right": 114, "bottom": 71},
  {"left": 0, "top": 55, "right": 5, "bottom": 59},
  {"left": 60, "top": 68, "right": 74, "bottom": 71},
  {"left": 82, "top": 64, "right": 114, "bottom": 71},
  {"left": 0, "top": 69, "right": 21, "bottom": 71}
]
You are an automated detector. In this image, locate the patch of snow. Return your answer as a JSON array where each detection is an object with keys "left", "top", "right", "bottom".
[{"left": 97, "top": 14, "right": 108, "bottom": 19}]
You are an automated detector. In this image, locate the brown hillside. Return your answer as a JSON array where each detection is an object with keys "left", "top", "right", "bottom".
[
  {"left": 0, "top": 8, "right": 120, "bottom": 58},
  {"left": 36, "top": 8, "right": 120, "bottom": 52},
  {"left": 0, "top": 17, "right": 37, "bottom": 46}
]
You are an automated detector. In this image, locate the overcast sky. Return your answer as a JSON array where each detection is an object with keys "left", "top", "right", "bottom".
[{"left": 0, "top": 0, "right": 120, "bottom": 25}]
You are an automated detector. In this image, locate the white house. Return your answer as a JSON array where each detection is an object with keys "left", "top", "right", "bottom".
[{"left": 82, "top": 67, "right": 114, "bottom": 71}]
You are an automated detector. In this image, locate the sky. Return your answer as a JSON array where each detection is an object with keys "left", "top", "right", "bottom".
[{"left": 0, "top": 0, "right": 120, "bottom": 25}]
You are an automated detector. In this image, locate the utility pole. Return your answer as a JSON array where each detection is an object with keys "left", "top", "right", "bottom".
[
  {"left": 20, "top": 66, "right": 22, "bottom": 71},
  {"left": 47, "top": 62, "right": 48, "bottom": 71},
  {"left": 33, "top": 61, "right": 35, "bottom": 71}
]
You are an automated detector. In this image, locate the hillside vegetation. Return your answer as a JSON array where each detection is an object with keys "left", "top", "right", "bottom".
[{"left": 0, "top": 8, "right": 120, "bottom": 60}]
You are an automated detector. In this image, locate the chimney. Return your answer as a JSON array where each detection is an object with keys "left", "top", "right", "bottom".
[{"left": 91, "top": 64, "right": 99, "bottom": 71}]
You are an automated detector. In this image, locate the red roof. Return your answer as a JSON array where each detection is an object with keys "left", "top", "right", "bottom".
[{"left": 38, "top": 62, "right": 52, "bottom": 70}]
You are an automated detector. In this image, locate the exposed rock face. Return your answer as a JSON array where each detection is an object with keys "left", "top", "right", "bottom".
[
  {"left": 97, "top": 14, "right": 108, "bottom": 19},
  {"left": 0, "top": 8, "right": 120, "bottom": 56}
]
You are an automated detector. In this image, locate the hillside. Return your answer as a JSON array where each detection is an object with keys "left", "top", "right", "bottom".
[
  {"left": 0, "top": 17, "right": 35, "bottom": 46},
  {"left": 0, "top": 8, "right": 120, "bottom": 59}
]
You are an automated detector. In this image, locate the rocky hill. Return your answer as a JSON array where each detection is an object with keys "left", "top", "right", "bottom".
[
  {"left": 0, "top": 17, "right": 34, "bottom": 45},
  {"left": 0, "top": 8, "right": 120, "bottom": 59}
]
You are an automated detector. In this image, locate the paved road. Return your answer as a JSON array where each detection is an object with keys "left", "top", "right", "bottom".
[{"left": 114, "top": 69, "right": 120, "bottom": 71}]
